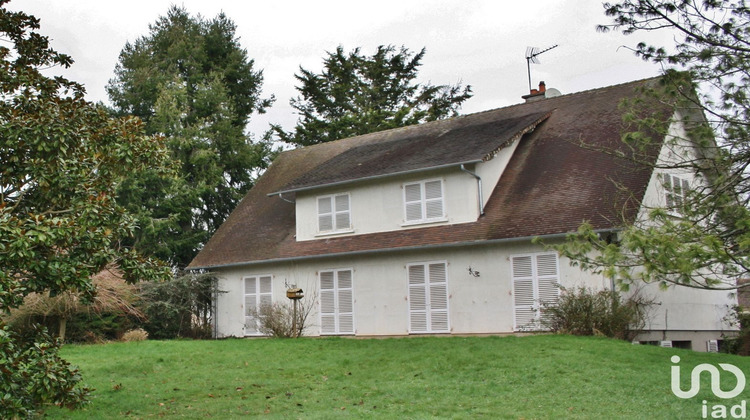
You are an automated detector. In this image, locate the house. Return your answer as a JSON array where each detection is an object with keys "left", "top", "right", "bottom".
[{"left": 188, "top": 77, "right": 736, "bottom": 351}]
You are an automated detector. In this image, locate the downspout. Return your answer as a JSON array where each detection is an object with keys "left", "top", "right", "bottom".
[
  {"left": 460, "top": 164, "right": 484, "bottom": 216},
  {"left": 278, "top": 192, "right": 295, "bottom": 204}
]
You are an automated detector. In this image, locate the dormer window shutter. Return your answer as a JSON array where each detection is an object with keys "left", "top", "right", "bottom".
[
  {"left": 404, "top": 183, "right": 423, "bottom": 222},
  {"left": 318, "top": 193, "right": 351, "bottom": 233},
  {"left": 424, "top": 180, "right": 443, "bottom": 219},
  {"left": 404, "top": 179, "right": 444, "bottom": 223},
  {"left": 318, "top": 197, "right": 334, "bottom": 231},
  {"left": 335, "top": 194, "right": 350, "bottom": 230}
]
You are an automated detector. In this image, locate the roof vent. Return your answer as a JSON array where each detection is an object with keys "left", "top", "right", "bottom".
[{"left": 522, "top": 81, "right": 561, "bottom": 103}]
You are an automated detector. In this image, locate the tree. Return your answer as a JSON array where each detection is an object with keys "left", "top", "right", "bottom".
[
  {"left": 554, "top": 1, "right": 750, "bottom": 290},
  {"left": 275, "top": 45, "right": 472, "bottom": 146},
  {"left": 0, "top": 1, "right": 171, "bottom": 415},
  {"left": 107, "top": 6, "right": 274, "bottom": 268}
]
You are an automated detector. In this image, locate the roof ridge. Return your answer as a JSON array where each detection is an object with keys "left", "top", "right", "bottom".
[{"left": 285, "top": 76, "right": 662, "bottom": 154}]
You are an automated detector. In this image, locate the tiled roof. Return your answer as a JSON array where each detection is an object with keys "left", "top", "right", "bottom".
[
  {"left": 189, "top": 77, "right": 668, "bottom": 269},
  {"left": 274, "top": 111, "right": 551, "bottom": 194}
]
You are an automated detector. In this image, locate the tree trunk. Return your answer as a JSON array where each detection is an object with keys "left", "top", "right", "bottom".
[{"left": 58, "top": 317, "right": 67, "bottom": 341}]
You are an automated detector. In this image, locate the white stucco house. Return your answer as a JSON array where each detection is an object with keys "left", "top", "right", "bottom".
[{"left": 188, "top": 77, "right": 736, "bottom": 351}]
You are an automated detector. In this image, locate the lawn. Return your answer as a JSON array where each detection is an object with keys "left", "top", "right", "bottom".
[{"left": 45, "top": 335, "right": 750, "bottom": 419}]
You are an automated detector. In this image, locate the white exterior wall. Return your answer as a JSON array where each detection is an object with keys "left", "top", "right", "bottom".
[
  {"left": 212, "top": 240, "right": 608, "bottom": 338},
  {"left": 623, "top": 113, "right": 735, "bottom": 335},
  {"left": 475, "top": 139, "right": 521, "bottom": 209},
  {"left": 295, "top": 167, "right": 480, "bottom": 241},
  {"left": 293, "top": 140, "right": 518, "bottom": 241},
  {"left": 638, "top": 112, "right": 700, "bottom": 214}
]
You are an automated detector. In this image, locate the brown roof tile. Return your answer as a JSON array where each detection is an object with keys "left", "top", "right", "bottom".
[{"left": 189, "top": 77, "right": 668, "bottom": 269}]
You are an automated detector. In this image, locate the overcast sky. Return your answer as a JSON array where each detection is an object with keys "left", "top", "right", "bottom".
[{"left": 10, "top": 0, "right": 672, "bottom": 137}]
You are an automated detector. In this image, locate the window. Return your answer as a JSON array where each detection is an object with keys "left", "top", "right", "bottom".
[
  {"left": 319, "top": 269, "right": 354, "bottom": 335},
  {"left": 317, "top": 193, "right": 351, "bottom": 233},
  {"left": 661, "top": 173, "right": 690, "bottom": 208},
  {"left": 244, "top": 275, "right": 272, "bottom": 336},
  {"left": 404, "top": 179, "right": 444, "bottom": 224},
  {"left": 511, "top": 253, "right": 559, "bottom": 331},
  {"left": 408, "top": 261, "right": 449, "bottom": 333}
]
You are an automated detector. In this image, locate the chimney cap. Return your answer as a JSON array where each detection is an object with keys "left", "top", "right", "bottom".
[{"left": 522, "top": 81, "right": 558, "bottom": 103}]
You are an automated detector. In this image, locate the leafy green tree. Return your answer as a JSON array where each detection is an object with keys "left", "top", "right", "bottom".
[
  {"left": 0, "top": 1, "right": 171, "bottom": 415},
  {"left": 107, "top": 6, "right": 273, "bottom": 268},
  {"left": 275, "top": 45, "right": 473, "bottom": 146},
  {"left": 554, "top": 1, "right": 750, "bottom": 290}
]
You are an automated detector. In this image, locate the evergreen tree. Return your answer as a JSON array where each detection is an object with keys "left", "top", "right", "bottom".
[
  {"left": 107, "top": 6, "right": 273, "bottom": 268},
  {"left": 276, "top": 45, "right": 472, "bottom": 146}
]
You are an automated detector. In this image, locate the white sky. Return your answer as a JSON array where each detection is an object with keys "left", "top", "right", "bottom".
[{"left": 9, "top": 0, "right": 672, "bottom": 137}]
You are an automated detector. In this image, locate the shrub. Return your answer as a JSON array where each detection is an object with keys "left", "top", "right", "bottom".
[
  {"left": 138, "top": 271, "right": 222, "bottom": 339},
  {"left": 253, "top": 298, "right": 315, "bottom": 338},
  {"left": 541, "top": 286, "right": 654, "bottom": 342},
  {"left": 65, "top": 312, "right": 138, "bottom": 343},
  {"left": 720, "top": 305, "right": 750, "bottom": 355},
  {"left": 0, "top": 323, "right": 91, "bottom": 418},
  {"left": 121, "top": 328, "right": 149, "bottom": 342}
]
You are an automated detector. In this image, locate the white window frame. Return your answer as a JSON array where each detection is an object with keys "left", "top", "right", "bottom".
[
  {"left": 316, "top": 193, "right": 353, "bottom": 235},
  {"left": 660, "top": 173, "right": 690, "bottom": 210},
  {"left": 511, "top": 253, "right": 559, "bottom": 331},
  {"left": 402, "top": 179, "right": 446, "bottom": 226},
  {"left": 319, "top": 268, "right": 355, "bottom": 335},
  {"left": 407, "top": 261, "right": 450, "bottom": 334},
  {"left": 243, "top": 275, "right": 273, "bottom": 336}
]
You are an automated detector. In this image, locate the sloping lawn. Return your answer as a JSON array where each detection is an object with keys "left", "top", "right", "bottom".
[{"left": 46, "top": 335, "right": 750, "bottom": 418}]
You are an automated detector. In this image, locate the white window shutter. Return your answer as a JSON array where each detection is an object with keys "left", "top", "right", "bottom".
[
  {"left": 334, "top": 194, "right": 350, "bottom": 230},
  {"left": 320, "top": 271, "right": 336, "bottom": 334},
  {"left": 337, "top": 270, "right": 354, "bottom": 334},
  {"left": 408, "top": 262, "right": 449, "bottom": 333},
  {"left": 536, "top": 254, "right": 559, "bottom": 305},
  {"left": 319, "top": 269, "right": 354, "bottom": 335},
  {"left": 428, "top": 263, "right": 449, "bottom": 332},
  {"left": 244, "top": 276, "right": 273, "bottom": 336},
  {"left": 318, "top": 196, "right": 333, "bottom": 231},
  {"left": 512, "top": 256, "right": 535, "bottom": 330},
  {"left": 707, "top": 340, "right": 719, "bottom": 352},
  {"left": 404, "top": 183, "right": 423, "bottom": 221},
  {"left": 404, "top": 180, "right": 444, "bottom": 222},
  {"left": 512, "top": 253, "right": 559, "bottom": 330},
  {"left": 660, "top": 341, "right": 673, "bottom": 348},
  {"left": 424, "top": 180, "right": 444, "bottom": 219},
  {"left": 259, "top": 276, "right": 273, "bottom": 307}
]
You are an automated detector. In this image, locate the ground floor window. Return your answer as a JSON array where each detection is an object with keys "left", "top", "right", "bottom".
[
  {"left": 408, "top": 261, "right": 449, "bottom": 333},
  {"left": 511, "top": 253, "right": 559, "bottom": 330},
  {"left": 244, "top": 275, "right": 272, "bottom": 335},
  {"left": 319, "top": 269, "right": 354, "bottom": 335}
]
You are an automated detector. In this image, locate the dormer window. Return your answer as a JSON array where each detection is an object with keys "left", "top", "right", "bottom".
[
  {"left": 404, "top": 179, "right": 445, "bottom": 224},
  {"left": 661, "top": 173, "right": 690, "bottom": 208},
  {"left": 318, "top": 193, "right": 351, "bottom": 233}
]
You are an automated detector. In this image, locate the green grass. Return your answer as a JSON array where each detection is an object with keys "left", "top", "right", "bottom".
[{"left": 45, "top": 335, "right": 750, "bottom": 419}]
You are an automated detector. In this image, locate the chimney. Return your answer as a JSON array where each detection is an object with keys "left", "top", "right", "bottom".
[{"left": 522, "top": 81, "right": 547, "bottom": 103}]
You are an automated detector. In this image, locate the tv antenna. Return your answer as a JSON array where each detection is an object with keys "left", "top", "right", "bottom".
[{"left": 525, "top": 44, "right": 558, "bottom": 91}]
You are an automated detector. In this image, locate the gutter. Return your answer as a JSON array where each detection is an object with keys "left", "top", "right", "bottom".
[
  {"left": 459, "top": 164, "right": 484, "bottom": 216},
  {"left": 268, "top": 160, "right": 483, "bottom": 197},
  {"left": 188, "top": 229, "right": 620, "bottom": 271}
]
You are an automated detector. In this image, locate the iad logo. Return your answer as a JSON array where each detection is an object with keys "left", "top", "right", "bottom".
[
  {"left": 671, "top": 355, "right": 747, "bottom": 419},
  {"left": 671, "top": 355, "right": 745, "bottom": 399}
]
